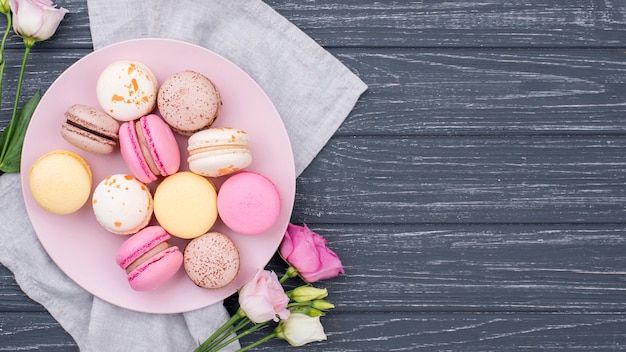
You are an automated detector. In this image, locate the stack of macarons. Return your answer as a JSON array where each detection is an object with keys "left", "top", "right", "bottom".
[{"left": 28, "top": 59, "right": 283, "bottom": 292}]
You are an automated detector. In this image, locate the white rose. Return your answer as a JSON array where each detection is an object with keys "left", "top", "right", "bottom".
[{"left": 277, "top": 313, "right": 327, "bottom": 347}]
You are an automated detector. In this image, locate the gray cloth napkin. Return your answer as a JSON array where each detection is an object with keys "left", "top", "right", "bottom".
[{"left": 0, "top": 0, "right": 366, "bottom": 351}]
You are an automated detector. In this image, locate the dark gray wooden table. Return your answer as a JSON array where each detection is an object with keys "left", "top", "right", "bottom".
[{"left": 2, "top": 1, "right": 626, "bottom": 350}]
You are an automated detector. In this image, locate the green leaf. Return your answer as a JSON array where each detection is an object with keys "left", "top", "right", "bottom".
[{"left": 0, "top": 90, "right": 41, "bottom": 173}]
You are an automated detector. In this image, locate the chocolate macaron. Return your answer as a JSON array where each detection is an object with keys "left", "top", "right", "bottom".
[{"left": 61, "top": 104, "right": 120, "bottom": 154}]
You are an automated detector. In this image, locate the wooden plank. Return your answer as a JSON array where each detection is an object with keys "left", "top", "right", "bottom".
[
  {"left": 2, "top": 311, "right": 626, "bottom": 351},
  {"left": 239, "top": 312, "right": 626, "bottom": 351},
  {"left": 5, "top": 0, "right": 626, "bottom": 50},
  {"left": 0, "top": 50, "right": 87, "bottom": 126},
  {"left": 0, "top": 313, "right": 78, "bottom": 351},
  {"left": 310, "top": 224, "right": 626, "bottom": 312},
  {"left": 261, "top": 224, "right": 626, "bottom": 312},
  {"left": 1, "top": 1, "right": 624, "bottom": 351},
  {"left": 0, "top": 265, "right": 47, "bottom": 312},
  {"left": 4, "top": 224, "right": 625, "bottom": 313},
  {"left": 265, "top": 0, "right": 626, "bottom": 48},
  {"left": 333, "top": 48, "right": 626, "bottom": 136},
  {"left": 2, "top": 48, "right": 626, "bottom": 135},
  {"left": 294, "top": 136, "right": 626, "bottom": 224}
]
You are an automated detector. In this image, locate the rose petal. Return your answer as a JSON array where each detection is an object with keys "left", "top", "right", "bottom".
[{"left": 279, "top": 225, "right": 295, "bottom": 258}]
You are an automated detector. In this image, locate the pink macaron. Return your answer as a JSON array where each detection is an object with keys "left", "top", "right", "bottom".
[
  {"left": 116, "top": 226, "right": 183, "bottom": 291},
  {"left": 217, "top": 171, "right": 281, "bottom": 236},
  {"left": 119, "top": 114, "right": 180, "bottom": 184}
]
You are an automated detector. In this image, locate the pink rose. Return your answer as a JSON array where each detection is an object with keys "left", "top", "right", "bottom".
[
  {"left": 238, "top": 270, "right": 290, "bottom": 323},
  {"left": 280, "top": 223, "right": 345, "bottom": 283},
  {"left": 9, "top": 0, "right": 67, "bottom": 43}
]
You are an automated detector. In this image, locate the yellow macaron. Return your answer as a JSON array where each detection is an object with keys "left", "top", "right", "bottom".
[
  {"left": 29, "top": 150, "right": 92, "bottom": 215},
  {"left": 153, "top": 172, "right": 217, "bottom": 239}
]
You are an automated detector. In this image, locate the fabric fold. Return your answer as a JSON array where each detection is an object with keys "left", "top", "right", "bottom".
[{"left": 89, "top": 0, "right": 368, "bottom": 175}]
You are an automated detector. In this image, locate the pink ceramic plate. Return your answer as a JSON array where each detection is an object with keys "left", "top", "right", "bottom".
[{"left": 20, "top": 39, "right": 295, "bottom": 314}]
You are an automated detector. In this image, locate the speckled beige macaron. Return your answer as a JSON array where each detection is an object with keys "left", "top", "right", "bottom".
[
  {"left": 183, "top": 232, "right": 240, "bottom": 289},
  {"left": 157, "top": 70, "right": 221, "bottom": 136}
]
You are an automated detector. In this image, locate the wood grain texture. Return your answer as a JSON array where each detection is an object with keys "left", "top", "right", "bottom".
[
  {"left": 295, "top": 224, "right": 626, "bottom": 312},
  {"left": 1, "top": 0, "right": 626, "bottom": 350},
  {"left": 4, "top": 311, "right": 626, "bottom": 351},
  {"left": 0, "top": 266, "right": 47, "bottom": 312},
  {"left": 0, "top": 313, "right": 78, "bottom": 351},
  {"left": 5, "top": 47, "right": 626, "bottom": 132},
  {"left": 239, "top": 312, "right": 626, "bottom": 351},
  {"left": 264, "top": 0, "right": 626, "bottom": 48},
  {"left": 16, "top": 0, "right": 626, "bottom": 50},
  {"left": 333, "top": 48, "right": 626, "bottom": 135},
  {"left": 0, "top": 50, "right": 86, "bottom": 125},
  {"left": 294, "top": 137, "right": 626, "bottom": 224}
]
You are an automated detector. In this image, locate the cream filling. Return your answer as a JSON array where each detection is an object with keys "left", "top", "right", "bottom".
[
  {"left": 126, "top": 242, "right": 170, "bottom": 274},
  {"left": 189, "top": 144, "right": 248, "bottom": 157},
  {"left": 135, "top": 120, "right": 161, "bottom": 176}
]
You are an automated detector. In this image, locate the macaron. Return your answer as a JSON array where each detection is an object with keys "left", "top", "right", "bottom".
[
  {"left": 217, "top": 171, "right": 281, "bottom": 236},
  {"left": 92, "top": 174, "right": 153, "bottom": 235},
  {"left": 61, "top": 104, "right": 120, "bottom": 154},
  {"left": 116, "top": 226, "right": 183, "bottom": 291},
  {"left": 28, "top": 150, "right": 92, "bottom": 215},
  {"left": 96, "top": 60, "right": 158, "bottom": 121},
  {"left": 184, "top": 232, "right": 240, "bottom": 289},
  {"left": 157, "top": 70, "right": 221, "bottom": 136},
  {"left": 153, "top": 172, "right": 218, "bottom": 239},
  {"left": 187, "top": 127, "right": 252, "bottom": 178},
  {"left": 119, "top": 114, "right": 180, "bottom": 184}
]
